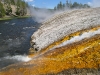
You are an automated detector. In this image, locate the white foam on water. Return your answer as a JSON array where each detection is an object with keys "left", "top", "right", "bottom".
[
  {"left": 50, "top": 28, "right": 100, "bottom": 50},
  {"left": 3, "top": 55, "right": 32, "bottom": 62},
  {"left": 23, "top": 26, "right": 35, "bottom": 30},
  {"left": 11, "top": 23, "right": 15, "bottom": 25},
  {"left": 4, "top": 22, "right": 9, "bottom": 24}
]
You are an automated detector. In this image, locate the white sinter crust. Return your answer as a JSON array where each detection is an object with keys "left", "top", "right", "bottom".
[{"left": 31, "top": 7, "right": 100, "bottom": 51}]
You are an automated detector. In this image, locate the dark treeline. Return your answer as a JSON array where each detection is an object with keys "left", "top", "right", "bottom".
[
  {"left": 54, "top": 0, "right": 90, "bottom": 11},
  {"left": 0, "top": 0, "right": 29, "bottom": 18}
]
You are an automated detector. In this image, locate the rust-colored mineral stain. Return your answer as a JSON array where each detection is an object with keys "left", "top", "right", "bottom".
[
  {"left": 30, "top": 26, "right": 100, "bottom": 56},
  {"left": 0, "top": 27, "right": 100, "bottom": 75}
]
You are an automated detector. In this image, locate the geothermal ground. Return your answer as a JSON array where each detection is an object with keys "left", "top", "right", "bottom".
[{"left": 0, "top": 7, "right": 100, "bottom": 75}]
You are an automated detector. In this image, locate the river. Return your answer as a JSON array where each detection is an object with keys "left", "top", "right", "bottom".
[{"left": 0, "top": 18, "right": 40, "bottom": 69}]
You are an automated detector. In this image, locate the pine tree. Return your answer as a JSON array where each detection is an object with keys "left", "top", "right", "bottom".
[
  {"left": 69, "top": 0, "right": 72, "bottom": 8},
  {"left": 57, "top": 1, "right": 63, "bottom": 10},
  {"left": 16, "top": 0, "right": 21, "bottom": 15},
  {"left": 54, "top": 6, "right": 57, "bottom": 11},
  {"left": 15, "top": 0, "right": 28, "bottom": 16},
  {"left": 10, "top": 0, "right": 15, "bottom": 5},
  {"left": 0, "top": 0, "right": 28, "bottom": 17},
  {"left": 63, "top": 4, "right": 65, "bottom": 8},
  {"left": 72, "top": 2, "right": 79, "bottom": 8},
  {"left": 54, "top": 0, "right": 90, "bottom": 11},
  {"left": 4, "top": 0, "right": 12, "bottom": 15},
  {"left": 83, "top": 4, "right": 90, "bottom": 8},
  {"left": 21, "top": 1, "right": 27, "bottom": 16},
  {"left": 66, "top": 0, "right": 69, "bottom": 7},
  {"left": 59, "top": 1, "right": 63, "bottom": 9},
  {"left": 0, "top": 1, "right": 5, "bottom": 17},
  {"left": 57, "top": 3, "right": 60, "bottom": 10}
]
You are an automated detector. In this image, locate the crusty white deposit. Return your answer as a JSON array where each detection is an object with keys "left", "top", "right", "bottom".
[
  {"left": 50, "top": 28, "right": 100, "bottom": 50},
  {"left": 31, "top": 7, "right": 100, "bottom": 51}
]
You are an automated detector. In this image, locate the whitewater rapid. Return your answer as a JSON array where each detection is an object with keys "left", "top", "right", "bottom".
[{"left": 0, "top": 55, "right": 32, "bottom": 62}]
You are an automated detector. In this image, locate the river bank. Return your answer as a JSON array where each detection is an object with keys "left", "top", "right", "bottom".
[{"left": 0, "top": 16, "right": 31, "bottom": 21}]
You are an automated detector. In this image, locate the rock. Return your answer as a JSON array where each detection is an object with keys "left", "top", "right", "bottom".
[
  {"left": 0, "top": 35, "right": 100, "bottom": 75},
  {"left": 31, "top": 7, "right": 100, "bottom": 52}
]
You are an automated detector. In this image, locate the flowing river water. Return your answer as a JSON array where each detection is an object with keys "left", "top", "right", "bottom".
[{"left": 0, "top": 18, "right": 40, "bottom": 69}]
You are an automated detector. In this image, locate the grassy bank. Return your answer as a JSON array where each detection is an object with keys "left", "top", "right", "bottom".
[{"left": 0, "top": 16, "right": 30, "bottom": 21}]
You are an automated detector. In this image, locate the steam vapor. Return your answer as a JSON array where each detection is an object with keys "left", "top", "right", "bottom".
[
  {"left": 29, "top": 7, "right": 55, "bottom": 23},
  {"left": 88, "top": 0, "right": 100, "bottom": 7}
]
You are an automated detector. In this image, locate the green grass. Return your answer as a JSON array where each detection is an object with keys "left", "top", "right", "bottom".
[
  {"left": 0, "top": 17, "right": 13, "bottom": 20},
  {"left": 0, "top": 16, "right": 30, "bottom": 21}
]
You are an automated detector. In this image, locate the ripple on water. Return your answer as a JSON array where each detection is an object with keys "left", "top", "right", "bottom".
[
  {"left": 4, "top": 22, "right": 9, "bottom": 24},
  {"left": 11, "top": 23, "right": 15, "bottom": 25},
  {"left": 23, "top": 26, "right": 35, "bottom": 30}
]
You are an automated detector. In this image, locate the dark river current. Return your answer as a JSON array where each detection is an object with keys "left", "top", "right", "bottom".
[{"left": 0, "top": 18, "right": 40, "bottom": 69}]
